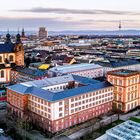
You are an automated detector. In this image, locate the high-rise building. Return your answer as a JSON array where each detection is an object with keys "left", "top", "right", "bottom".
[
  {"left": 107, "top": 69, "right": 140, "bottom": 113},
  {"left": 38, "top": 27, "right": 48, "bottom": 38}
]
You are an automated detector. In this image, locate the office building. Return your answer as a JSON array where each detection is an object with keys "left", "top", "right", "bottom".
[{"left": 7, "top": 75, "right": 113, "bottom": 133}]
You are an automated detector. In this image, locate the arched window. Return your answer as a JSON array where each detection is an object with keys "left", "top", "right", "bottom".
[
  {"left": 1, "top": 70, "right": 4, "bottom": 78},
  {"left": 9, "top": 55, "right": 13, "bottom": 61},
  {"left": 0, "top": 56, "right": 2, "bottom": 62},
  {"left": 18, "top": 46, "right": 22, "bottom": 51}
]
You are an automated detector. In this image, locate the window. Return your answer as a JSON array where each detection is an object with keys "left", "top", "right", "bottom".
[
  {"left": 48, "top": 114, "right": 51, "bottom": 119},
  {"left": 71, "top": 98, "right": 74, "bottom": 102},
  {"left": 0, "top": 56, "right": 2, "bottom": 62},
  {"left": 59, "top": 107, "right": 62, "bottom": 111},
  {"left": 48, "top": 102, "right": 51, "bottom": 107},
  {"left": 71, "top": 104, "right": 74, "bottom": 107},
  {"left": 59, "top": 101, "right": 62, "bottom": 106},
  {"left": 71, "top": 109, "right": 74, "bottom": 113},
  {"left": 131, "top": 93, "right": 133, "bottom": 100},
  {"left": 18, "top": 46, "right": 22, "bottom": 51},
  {"left": 118, "top": 104, "right": 122, "bottom": 110},
  {"left": 114, "top": 79, "right": 117, "bottom": 85},
  {"left": 135, "top": 78, "right": 137, "bottom": 83},
  {"left": 59, "top": 113, "right": 62, "bottom": 117},
  {"left": 48, "top": 109, "right": 51, "bottom": 113},
  {"left": 1, "top": 70, "right": 4, "bottom": 78},
  {"left": 127, "top": 104, "right": 130, "bottom": 110},
  {"left": 119, "top": 80, "right": 122, "bottom": 86},
  {"left": 45, "top": 107, "right": 47, "bottom": 111},
  {"left": 9, "top": 55, "right": 13, "bottom": 61}
]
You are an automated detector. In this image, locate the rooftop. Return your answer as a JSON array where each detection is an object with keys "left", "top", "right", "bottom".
[
  {"left": 0, "top": 43, "right": 15, "bottom": 53},
  {"left": 107, "top": 69, "right": 139, "bottom": 77},
  {"left": 49, "top": 63, "right": 102, "bottom": 74},
  {"left": 68, "top": 43, "right": 91, "bottom": 47},
  {"left": 7, "top": 75, "right": 112, "bottom": 102},
  {"left": 106, "top": 120, "right": 140, "bottom": 140},
  {"left": 96, "top": 59, "right": 140, "bottom": 68},
  {"left": 12, "top": 66, "right": 47, "bottom": 77}
]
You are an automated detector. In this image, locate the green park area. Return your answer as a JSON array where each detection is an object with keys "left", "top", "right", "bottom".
[{"left": 130, "top": 117, "right": 140, "bottom": 123}]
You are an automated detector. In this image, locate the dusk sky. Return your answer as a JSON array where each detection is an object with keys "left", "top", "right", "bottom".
[{"left": 0, "top": 0, "right": 140, "bottom": 31}]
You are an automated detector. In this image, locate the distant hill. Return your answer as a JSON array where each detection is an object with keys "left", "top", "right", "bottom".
[
  {"left": 49, "top": 30, "right": 140, "bottom": 35},
  {"left": 0, "top": 30, "right": 140, "bottom": 36}
]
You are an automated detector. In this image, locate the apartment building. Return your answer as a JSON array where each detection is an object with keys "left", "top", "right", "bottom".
[{"left": 107, "top": 69, "right": 140, "bottom": 113}]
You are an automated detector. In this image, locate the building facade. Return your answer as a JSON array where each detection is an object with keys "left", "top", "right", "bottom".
[
  {"left": 107, "top": 69, "right": 140, "bottom": 113},
  {"left": 7, "top": 75, "right": 113, "bottom": 133},
  {"left": 38, "top": 27, "right": 48, "bottom": 38},
  {"left": 97, "top": 59, "right": 140, "bottom": 75},
  {"left": 11, "top": 66, "right": 48, "bottom": 83},
  {"left": 0, "top": 90, "right": 6, "bottom": 108},
  {"left": 0, "top": 33, "right": 24, "bottom": 87},
  {"left": 49, "top": 63, "right": 103, "bottom": 78}
]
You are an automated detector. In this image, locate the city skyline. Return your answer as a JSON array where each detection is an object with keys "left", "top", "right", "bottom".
[{"left": 0, "top": 0, "right": 140, "bottom": 31}]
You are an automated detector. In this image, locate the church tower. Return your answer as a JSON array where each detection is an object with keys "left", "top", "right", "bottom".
[
  {"left": 14, "top": 33, "right": 24, "bottom": 66},
  {"left": 21, "top": 28, "right": 25, "bottom": 38}
]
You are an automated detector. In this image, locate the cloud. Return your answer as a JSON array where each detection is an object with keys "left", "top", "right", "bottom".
[
  {"left": 0, "top": 17, "right": 92, "bottom": 30},
  {"left": 0, "top": 17, "right": 139, "bottom": 31},
  {"left": 11, "top": 7, "right": 140, "bottom": 15}
]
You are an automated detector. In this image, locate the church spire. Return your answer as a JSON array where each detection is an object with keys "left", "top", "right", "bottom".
[
  {"left": 5, "top": 29, "right": 11, "bottom": 44},
  {"left": 16, "top": 28, "right": 22, "bottom": 44},
  {"left": 22, "top": 27, "right": 25, "bottom": 37}
]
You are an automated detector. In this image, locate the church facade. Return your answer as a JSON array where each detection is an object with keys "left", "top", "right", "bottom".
[{"left": 0, "top": 33, "right": 24, "bottom": 87}]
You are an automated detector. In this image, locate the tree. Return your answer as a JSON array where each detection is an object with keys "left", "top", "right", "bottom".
[
  {"left": 25, "top": 57, "right": 31, "bottom": 67},
  {"left": 31, "top": 56, "right": 36, "bottom": 63}
]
